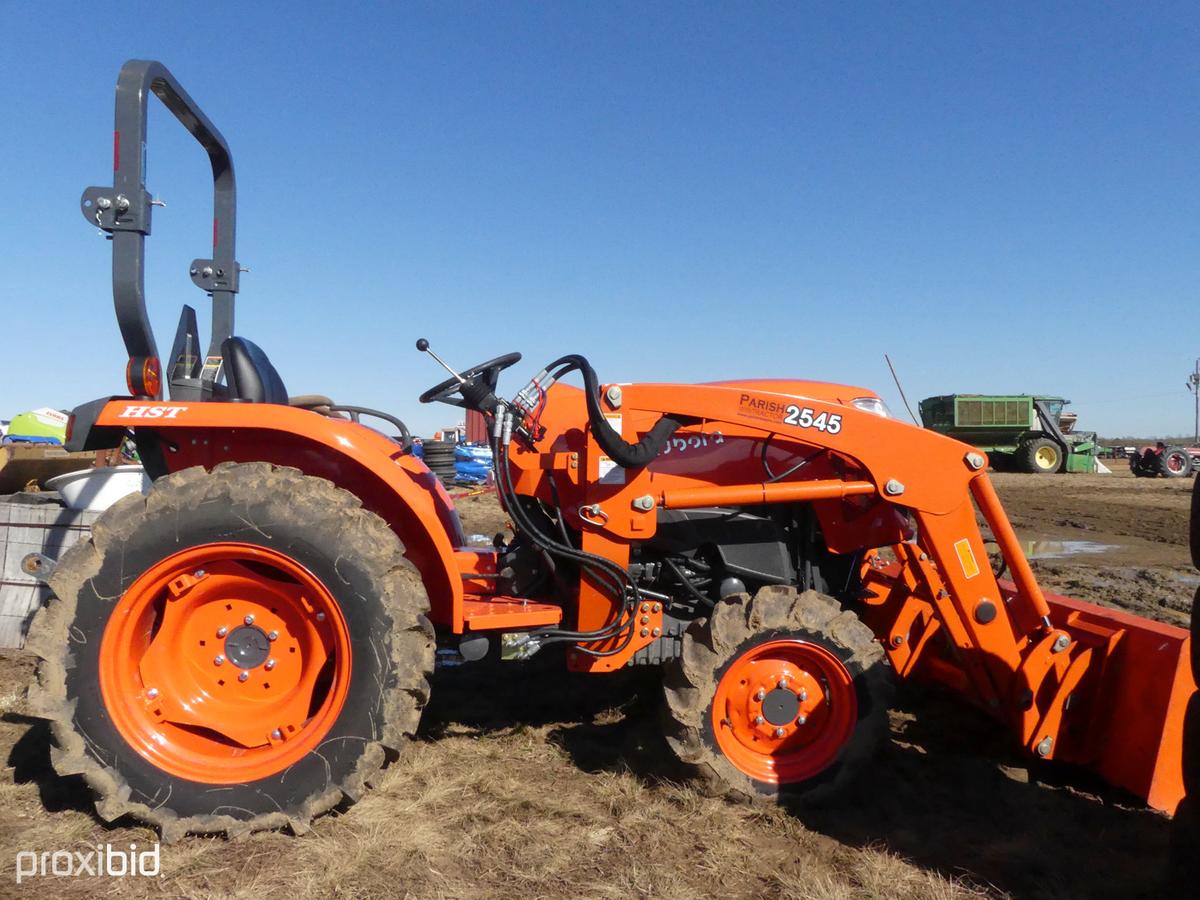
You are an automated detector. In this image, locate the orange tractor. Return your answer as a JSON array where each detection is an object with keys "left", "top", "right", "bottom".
[{"left": 27, "top": 61, "right": 1198, "bottom": 840}]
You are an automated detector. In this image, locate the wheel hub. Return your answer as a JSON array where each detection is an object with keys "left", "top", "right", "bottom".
[
  {"left": 711, "top": 638, "right": 858, "bottom": 784},
  {"left": 224, "top": 624, "right": 271, "bottom": 669},
  {"left": 761, "top": 686, "right": 801, "bottom": 726},
  {"left": 99, "top": 542, "right": 353, "bottom": 784}
]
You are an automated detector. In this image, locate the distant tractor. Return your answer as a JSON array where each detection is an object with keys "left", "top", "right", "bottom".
[
  {"left": 918, "top": 395, "right": 1098, "bottom": 474},
  {"left": 1129, "top": 442, "right": 1196, "bottom": 478}
]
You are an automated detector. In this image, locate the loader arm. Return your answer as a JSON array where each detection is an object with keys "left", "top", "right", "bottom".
[{"left": 509, "top": 381, "right": 1195, "bottom": 812}]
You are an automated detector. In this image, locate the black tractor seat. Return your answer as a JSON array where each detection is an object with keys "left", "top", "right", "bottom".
[
  {"left": 221, "top": 336, "right": 413, "bottom": 452},
  {"left": 222, "top": 336, "right": 288, "bottom": 404}
]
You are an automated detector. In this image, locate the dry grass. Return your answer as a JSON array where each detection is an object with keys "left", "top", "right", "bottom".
[
  {"left": 2, "top": 646, "right": 1189, "bottom": 898},
  {"left": 0, "top": 649, "right": 997, "bottom": 899}
]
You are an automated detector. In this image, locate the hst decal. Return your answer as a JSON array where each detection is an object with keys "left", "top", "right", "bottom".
[{"left": 118, "top": 405, "right": 189, "bottom": 419}]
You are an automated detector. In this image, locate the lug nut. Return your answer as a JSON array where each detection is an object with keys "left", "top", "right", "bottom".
[
  {"left": 271, "top": 729, "right": 282, "bottom": 740},
  {"left": 244, "top": 614, "right": 255, "bottom": 625},
  {"left": 316, "top": 612, "right": 326, "bottom": 622},
  {"left": 777, "top": 678, "right": 788, "bottom": 690},
  {"left": 238, "top": 671, "right": 250, "bottom": 683},
  {"left": 652, "top": 627, "right": 661, "bottom": 637},
  {"left": 754, "top": 715, "right": 765, "bottom": 725},
  {"left": 796, "top": 714, "right": 807, "bottom": 726},
  {"left": 754, "top": 689, "right": 766, "bottom": 701},
  {"left": 265, "top": 659, "right": 276, "bottom": 670},
  {"left": 774, "top": 727, "right": 786, "bottom": 738},
  {"left": 146, "top": 688, "right": 159, "bottom": 699},
  {"left": 217, "top": 626, "right": 228, "bottom": 638},
  {"left": 213, "top": 654, "right": 225, "bottom": 666},
  {"left": 268, "top": 630, "right": 278, "bottom": 641},
  {"left": 194, "top": 569, "right": 206, "bottom": 578},
  {"left": 799, "top": 688, "right": 808, "bottom": 702}
]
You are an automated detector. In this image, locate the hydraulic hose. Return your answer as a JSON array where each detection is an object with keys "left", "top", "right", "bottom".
[
  {"left": 493, "top": 437, "right": 637, "bottom": 654},
  {"left": 545, "top": 354, "right": 695, "bottom": 468},
  {"left": 493, "top": 351, "right": 696, "bottom": 655}
]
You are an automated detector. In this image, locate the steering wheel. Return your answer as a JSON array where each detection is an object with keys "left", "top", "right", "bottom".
[{"left": 417, "top": 339, "right": 522, "bottom": 408}]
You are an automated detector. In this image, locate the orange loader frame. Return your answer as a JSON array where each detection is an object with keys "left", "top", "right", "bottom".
[{"left": 89, "top": 378, "right": 1196, "bottom": 815}]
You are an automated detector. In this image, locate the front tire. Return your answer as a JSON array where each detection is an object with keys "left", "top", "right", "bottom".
[
  {"left": 26, "top": 463, "right": 434, "bottom": 840},
  {"left": 662, "top": 587, "right": 891, "bottom": 804}
]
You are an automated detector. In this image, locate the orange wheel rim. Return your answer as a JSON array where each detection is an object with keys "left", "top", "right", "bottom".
[
  {"left": 712, "top": 639, "right": 856, "bottom": 784},
  {"left": 99, "top": 542, "right": 353, "bottom": 784}
]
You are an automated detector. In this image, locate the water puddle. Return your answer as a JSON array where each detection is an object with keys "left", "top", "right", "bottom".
[{"left": 1021, "top": 540, "right": 1113, "bottom": 560}]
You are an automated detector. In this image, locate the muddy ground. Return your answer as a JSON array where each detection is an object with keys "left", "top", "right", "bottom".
[
  {"left": 0, "top": 470, "right": 1195, "bottom": 898},
  {"left": 991, "top": 469, "right": 1195, "bottom": 628}
]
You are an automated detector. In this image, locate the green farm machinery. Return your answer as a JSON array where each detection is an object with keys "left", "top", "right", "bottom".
[{"left": 918, "top": 394, "right": 1098, "bottom": 474}]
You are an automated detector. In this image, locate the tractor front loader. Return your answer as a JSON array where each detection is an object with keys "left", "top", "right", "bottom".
[{"left": 25, "top": 60, "right": 1197, "bottom": 841}]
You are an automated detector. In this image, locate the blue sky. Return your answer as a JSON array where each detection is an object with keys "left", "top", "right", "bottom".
[{"left": 4, "top": 2, "right": 1198, "bottom": 437}]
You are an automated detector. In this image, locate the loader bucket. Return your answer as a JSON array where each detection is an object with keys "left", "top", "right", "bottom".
[{"left": 1000, "top": 582, "right": 1197, "bottom": 814}]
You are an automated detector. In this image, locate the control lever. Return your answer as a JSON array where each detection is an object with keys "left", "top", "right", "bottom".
[{"left": 415, "top": 338, "right": 465, "bottom": 384}]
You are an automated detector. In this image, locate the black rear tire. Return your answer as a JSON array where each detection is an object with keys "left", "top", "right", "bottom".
[
  {"left": 1191, "top": 586, "right": 1200, "bottom": 685},
  {"left": 1190, "top": 477, "right": 1200, "bottom": 569},
  {"left": 26, "top": 462, "right": 434, "bottom": 840},
  {"left": 1160, "top": 447, "right": 1193, "bottom": 478}
]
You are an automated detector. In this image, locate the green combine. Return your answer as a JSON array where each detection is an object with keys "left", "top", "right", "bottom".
[{"left": 918, "top": 395, "right": 1098, "bottom": 474}]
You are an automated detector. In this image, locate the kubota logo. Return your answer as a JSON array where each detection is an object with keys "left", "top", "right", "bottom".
[{"left": 118, "top": 405, "right": 189, "bottom": 419}]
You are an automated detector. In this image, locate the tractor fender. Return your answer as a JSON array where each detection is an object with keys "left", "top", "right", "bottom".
[{"left": 87, "top": 399, "right": 468, "bottom": 631}]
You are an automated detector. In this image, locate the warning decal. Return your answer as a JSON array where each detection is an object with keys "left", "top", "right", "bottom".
[
  {"left": 953, "top": 538, "right": 980, "bottom": 579},
  {"left": 598, "top": 457, "right": 625, "bottom": 485}
]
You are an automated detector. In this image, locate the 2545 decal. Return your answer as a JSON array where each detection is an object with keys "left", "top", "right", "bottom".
[{"left": 783, "top": 405, "right": 842, "bottom": 434}]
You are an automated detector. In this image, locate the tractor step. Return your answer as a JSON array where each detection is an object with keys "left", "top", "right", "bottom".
[{"left": 462, "top": 598, "right": 562, "bottom": 631}]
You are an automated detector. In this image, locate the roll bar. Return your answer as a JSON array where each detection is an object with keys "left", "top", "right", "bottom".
[{"left": 80, "top": 59, "right": 240, "bottom": 400}]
